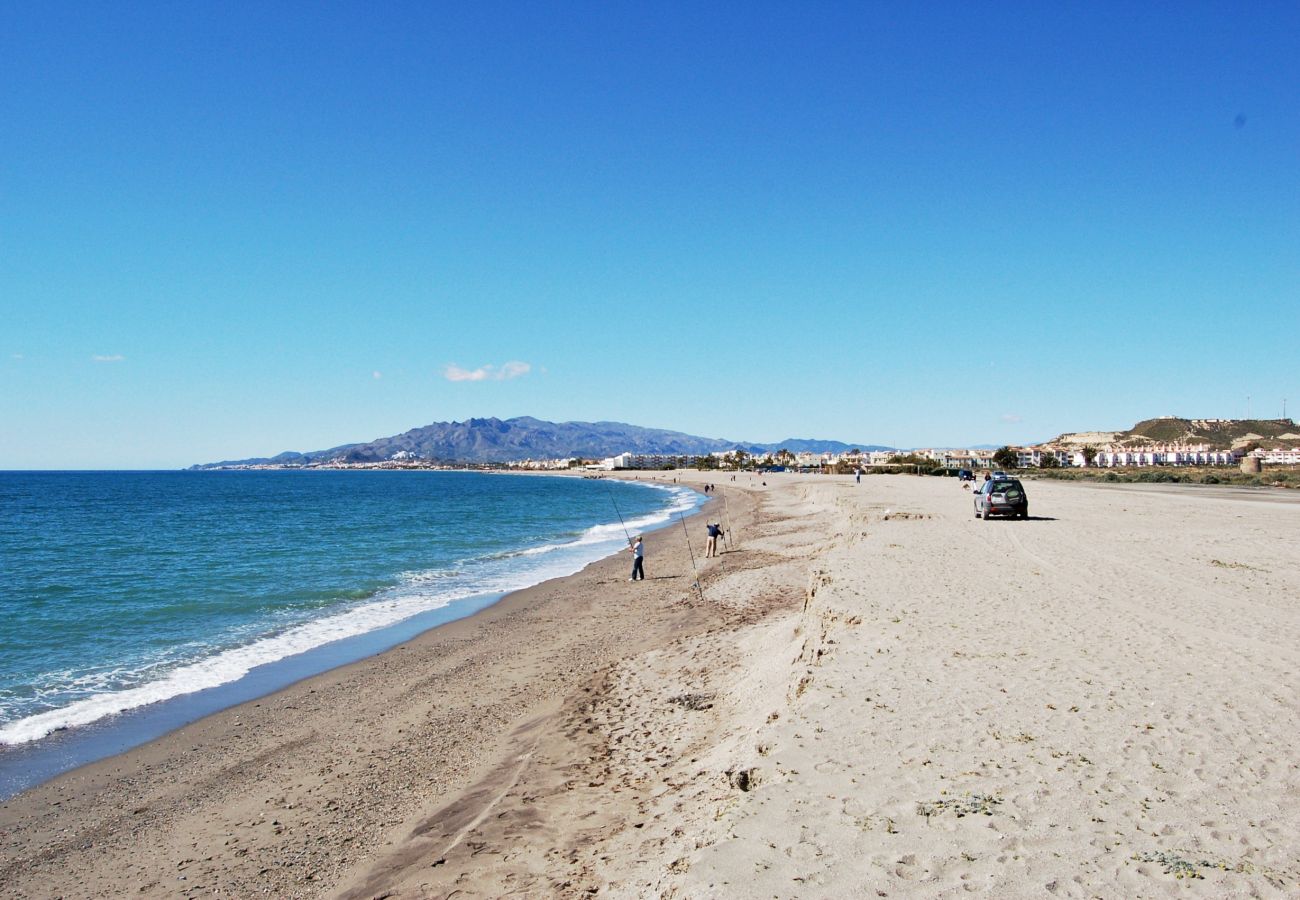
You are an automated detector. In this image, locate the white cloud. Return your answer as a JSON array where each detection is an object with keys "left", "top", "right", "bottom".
[
  {"left": 11, "top": 353, "right": 23, "bottom": 360},
  {"left": 92, "top": 354, "right": 125, "bottom": 363},
  {"left": 1000, "top": 413, "right": 1023, "bottom": 424},
  {"left": 372, "top": 371, "right": 382, "bottom": 380},
  {"left": 443, "top": 360, "right": 532, "bottom": 382}
]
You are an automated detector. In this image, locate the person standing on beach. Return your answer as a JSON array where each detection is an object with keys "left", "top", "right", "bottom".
[
  {"left": 705, "top": 522, "right": 723, "bottom": 557},
  {"left": 629, "top": 536, "right": 645, "bottom": 581}
]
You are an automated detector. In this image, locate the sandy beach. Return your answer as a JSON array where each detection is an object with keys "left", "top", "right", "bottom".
[{"left": 3, "top": 472, "right": 1299, "bottom": 898}]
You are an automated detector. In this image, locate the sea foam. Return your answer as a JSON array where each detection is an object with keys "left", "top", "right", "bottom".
[{"left": 0, "top": 480, "right": 699, "bottom": 746}]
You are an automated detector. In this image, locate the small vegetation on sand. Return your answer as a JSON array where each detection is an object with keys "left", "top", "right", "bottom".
[
  {"left": 1028, "top": 464, "right": 1299, "bottom": 489},
  {"left": 668, "top": 692, "right": 715, "bottom": 711},
  {"left": 1134, "top": 850, "right": 1205, "bottom": 878},
  {"left": 1132, "top": 849, "right": 1290, "bottom": 886},
  {"left": 917, "top": 792, "right": 1003, "bottom": 819}
]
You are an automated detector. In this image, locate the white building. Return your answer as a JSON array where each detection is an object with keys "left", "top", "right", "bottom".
[
  {"left": 929, "top": 449, "right": 996, "bottom": 469},
  {"left": 515, "top": 457, "right": 577, "bottom": 470},
  {"left": 1255, "top": 447, "right": 1300, "bottom": 465},
  {"left": 602, "top": 452, "right": 691, "bottom": 470},
  {"left": 1089, "top": 444, "right": 1239, "bottom": 467}
]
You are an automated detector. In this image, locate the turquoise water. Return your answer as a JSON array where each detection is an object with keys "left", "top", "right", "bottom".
[{"left": 0, "top": 471, "right": 695, "bottom": 753}]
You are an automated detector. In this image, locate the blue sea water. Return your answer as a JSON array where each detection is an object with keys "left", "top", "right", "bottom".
[{"left": 0, "top": 470, "right": 696, "bottom": 791}]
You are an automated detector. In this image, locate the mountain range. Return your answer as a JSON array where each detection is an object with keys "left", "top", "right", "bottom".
[
  {"left": 191, "top": 415, "right": 1298, "bottom": 469},
  {"left": 190, "top": 416, "right": 891, "bottom": 468}
]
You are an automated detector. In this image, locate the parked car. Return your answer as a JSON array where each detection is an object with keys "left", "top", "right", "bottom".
[
  {"left": 973, "top": 478, "right": 1029, "bottom": 520},
  {"left": 992, "top": 470, "right": 1009, "bottom": 480},
  {"left": 957, "top": 469, "right": 974, "bottom": 481}
]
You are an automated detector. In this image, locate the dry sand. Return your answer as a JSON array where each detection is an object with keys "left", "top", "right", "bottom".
[{"left": 3, "top": 473, "right": 1299, "bottom": 898}]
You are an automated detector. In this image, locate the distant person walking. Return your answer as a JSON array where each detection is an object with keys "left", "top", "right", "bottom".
[
  {"left": 629, "top": 536, "right": 645, "bottom": 581},
  {"left": 705, "top": 522, "right": 724, "bottom": 557},
  {"left": 855, "top": 469, "right": 861, "bottom": 484}
]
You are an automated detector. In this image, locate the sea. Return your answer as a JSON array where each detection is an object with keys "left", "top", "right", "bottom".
[{"left": 0, "top": 469, "right": 698, "bottom": 798}]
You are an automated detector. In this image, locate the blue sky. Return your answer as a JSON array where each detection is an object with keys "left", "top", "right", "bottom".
[{"left": 3, "top": 2, "right": 1297, "bottom": 468}]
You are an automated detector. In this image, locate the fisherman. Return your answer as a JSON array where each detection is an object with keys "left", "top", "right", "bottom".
[
  {"left": 629, "top": 536, "right": 645, "bottom": 581},
  {"left": 705, "top": 522, "right": 724, "bottom": 557}
]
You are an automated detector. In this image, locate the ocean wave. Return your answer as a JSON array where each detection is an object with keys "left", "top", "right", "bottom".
[
  {"left": 0, "top": 590, "right": 440, "bottom": 745},
  {"left": 453, "top": 483, "right": 698, "bottom": 560},
  {"left": 0, "top": 481, "right": 703, "bottom": 746}
]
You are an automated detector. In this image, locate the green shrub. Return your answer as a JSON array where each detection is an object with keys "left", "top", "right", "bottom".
[{"left": 992, "top": 446, "right": 1019, "bottom": 469}]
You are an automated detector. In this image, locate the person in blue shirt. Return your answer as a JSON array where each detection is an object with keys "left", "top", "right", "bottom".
[{"left": 705, "top": 522, "right": 724, "bottom": 557}]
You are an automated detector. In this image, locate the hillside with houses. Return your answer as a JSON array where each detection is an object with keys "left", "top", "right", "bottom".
[
  {"left": 1054, "top": 417, "right": 1300, "bottom": 450},
  {"left": 596, "top": 417, "right": 1300, "bottom": 472}
]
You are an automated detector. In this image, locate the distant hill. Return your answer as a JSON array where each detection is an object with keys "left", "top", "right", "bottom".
[
  {"left": 1052, "top": 417, "right": 1298, "bottom": 450},
  {"left": 191, "top": 417, "right": 891, "bottom": 468}
]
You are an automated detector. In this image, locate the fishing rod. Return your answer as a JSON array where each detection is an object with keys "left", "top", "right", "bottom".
[
  {"left": 605, "top": 481, "right": 633, "bottom": 547},
  {"left": 722, "top": 494, "right": 735, "bottom": 551},
  {"left": 679, "top": 512, "right": 705, "bottom": 603}
]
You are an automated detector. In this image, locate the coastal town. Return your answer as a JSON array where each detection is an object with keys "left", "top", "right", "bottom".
[
  {"left": 253, "top": 434, "right": 1300, "bottom": 473},
  {"left": 541, "top": 419, "right": 1300, "bottom": 472},
  {"left": 182, "top": 414, "right": 1300, "bottom": 480},
  {"left": 593, "top": 441, "right": 1251, "bottom": 472}
]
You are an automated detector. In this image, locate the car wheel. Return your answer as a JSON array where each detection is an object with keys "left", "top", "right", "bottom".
[{"left": 981, "top": 508, "right": 990, "bottom": 520}]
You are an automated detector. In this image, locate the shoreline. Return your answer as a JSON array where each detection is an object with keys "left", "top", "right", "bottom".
[
  {"left": 0, "top": 471, "right": 696, "bottom": 799},
  {"left": 0, "top": 473, "right": 749, "bottom": 897},
  {"left": 0, "top": 587, "right": 512, "bottom": 801}
]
